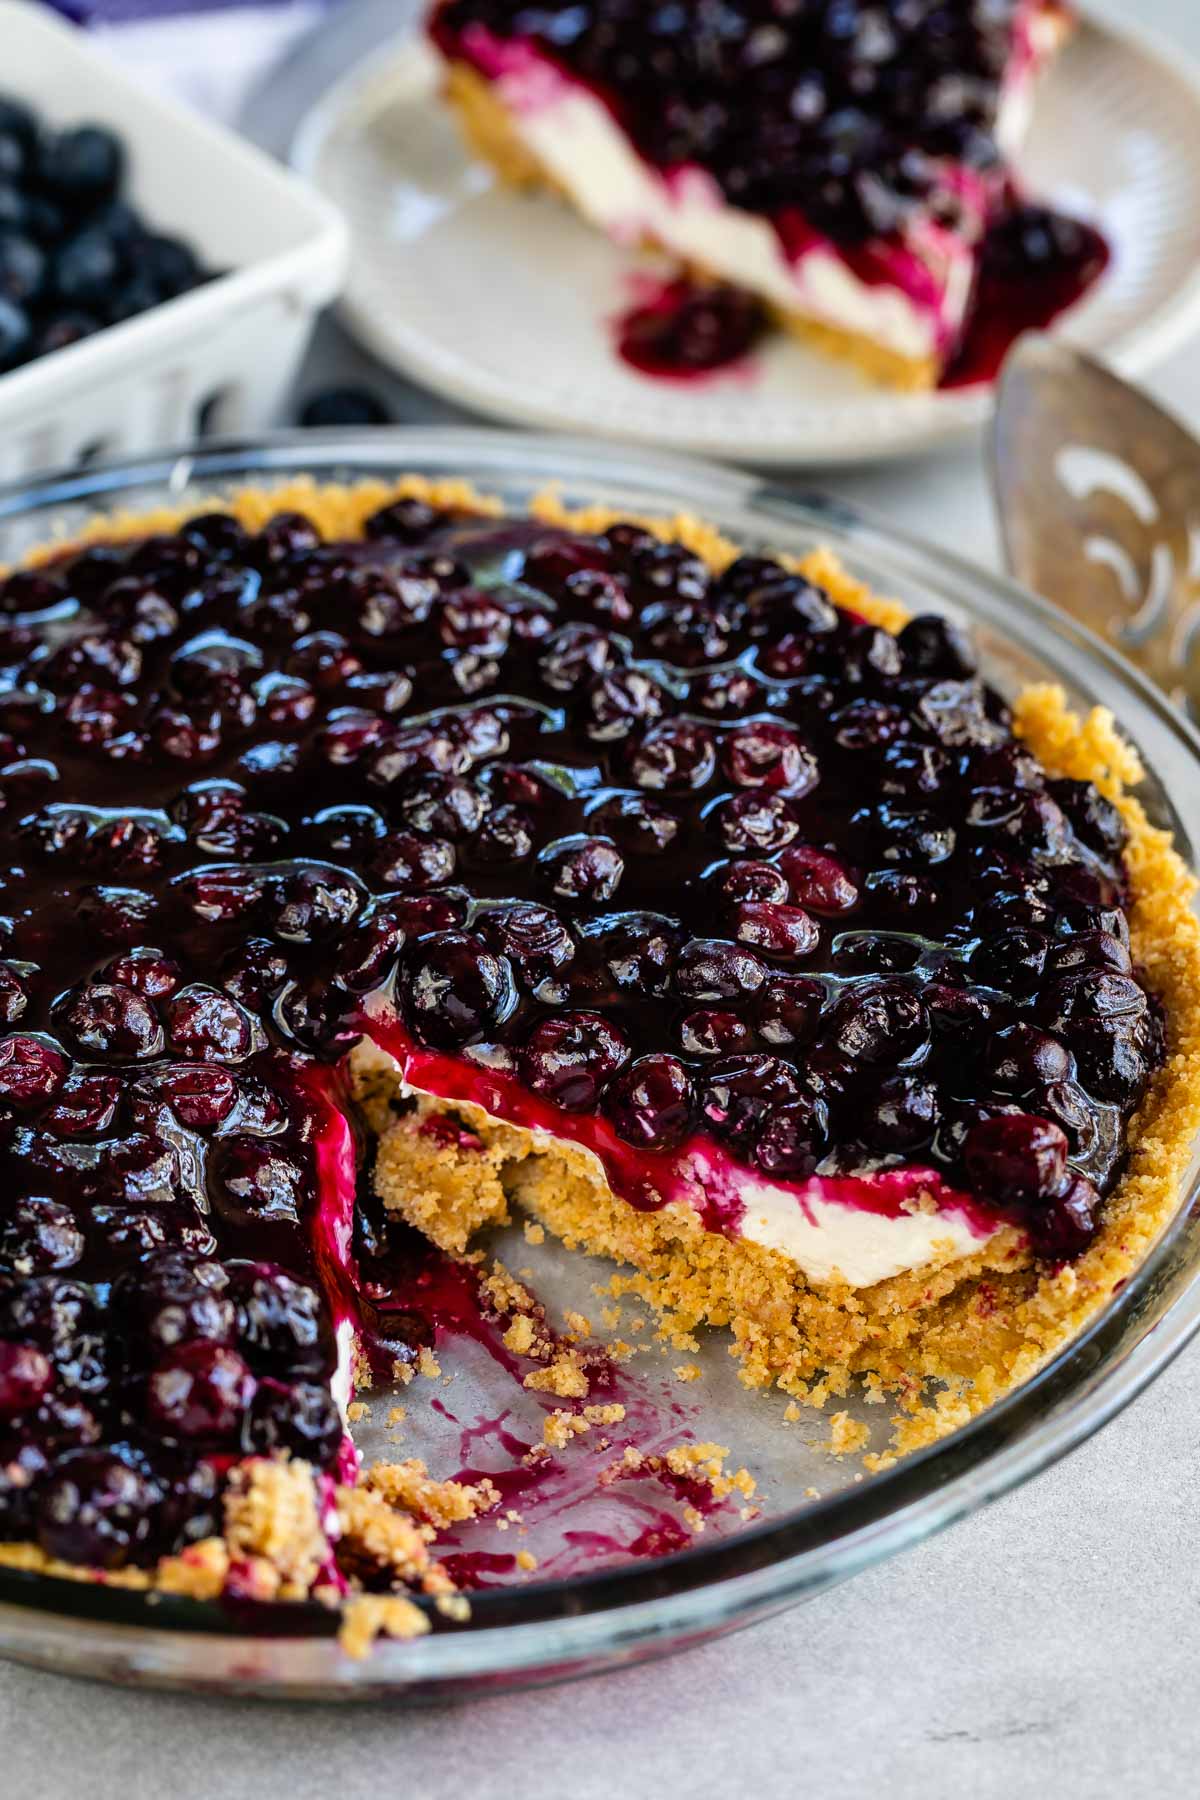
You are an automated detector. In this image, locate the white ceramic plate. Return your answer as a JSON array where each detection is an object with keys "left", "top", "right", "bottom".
[{"left": 292, "top": 14, "right": 1200, "bottom": 466}]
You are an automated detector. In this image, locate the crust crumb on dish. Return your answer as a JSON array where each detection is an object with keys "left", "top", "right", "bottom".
[
  {"left": 360, "top": 1459, "right": 499, "bottom": 1531},
  {"left": 338, "top": 1594, "right": 432, "bottom": 1661},
  {"left": 597, "top": 1441, "right": 757, "bottom": 1509},
  {"left": 224, "top": 1457, "right": 328, "bottom": 1602},
  {"left": 824, "top": 1413, "right": 872, "bottom": 1458},
  {"left": 542, "top": 1403, "right": 627, "bottom": 1449},
  {"left": 522, "top": 1350, "right": 592, "bottom": 1398}
]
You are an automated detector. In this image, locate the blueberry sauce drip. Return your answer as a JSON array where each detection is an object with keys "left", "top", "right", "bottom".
[
  {"left": 613, "top": 208, "right": 1109, "bottom": 388},
  {"left": 942, "top": 201, "right": 1111, "bottom": 389},
  {"left": 0, "top": 498, "right": 1159, "bottom": 1570},
  {"left": 615, "top": 278, "right": 768, "bottom": 382}
]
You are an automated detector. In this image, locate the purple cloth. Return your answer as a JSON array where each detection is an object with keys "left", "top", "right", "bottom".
[
  {"left": 36, "top": 0, "right": 342, "bottom": 120},
  {"left": 47, "top": 0, "right": 304, "bottom": 17}
]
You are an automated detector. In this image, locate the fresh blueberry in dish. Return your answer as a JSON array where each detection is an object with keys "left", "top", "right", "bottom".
[
  {"left": 0, "top": 231, "right": 45, "bottom": 305},
  {"left": 0, "top": 95, "right": 216, "bottom": 378},
  {"left": 37, "top": 125, "right": 124, "bottom": 211},
  {"left": 0, "top": 293, "right": 31, "bottom": 370}
]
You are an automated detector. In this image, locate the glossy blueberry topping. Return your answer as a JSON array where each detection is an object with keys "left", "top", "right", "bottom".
[{"left": 0, "top": 496, "right": 1159, "bottom": 1570}]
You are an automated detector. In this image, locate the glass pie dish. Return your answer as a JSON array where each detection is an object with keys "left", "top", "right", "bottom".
[{"left": 0, "top": 427, "right": 1198, "bottom": 1702}]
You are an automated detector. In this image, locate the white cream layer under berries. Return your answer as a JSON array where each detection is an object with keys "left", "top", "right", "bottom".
[
  {"left": 357, "top": 1026, "right": 1003, "bottom": 1290},
  {"left": 0, "top": 480, "right": 1170, "bottom": 1587},
  {"left": 428, "top": 1, "right": 1070, "bottom": 384}
]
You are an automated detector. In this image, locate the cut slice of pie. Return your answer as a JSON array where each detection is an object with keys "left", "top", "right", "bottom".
[
  {"left": 0, "top": 474, "right": 1196, "bottom": 1639},
  {"left": 426, "top": 0, "right": 1080, "bottom": 388}
]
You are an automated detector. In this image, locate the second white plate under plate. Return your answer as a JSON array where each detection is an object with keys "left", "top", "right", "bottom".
[{"left": 293, "top": 15, "right": 1200, "bottom": 466}]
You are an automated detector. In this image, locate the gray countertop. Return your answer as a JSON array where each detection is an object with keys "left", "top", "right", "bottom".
[{"left": 6, "top": 2, "right": 1200, "bottom": 1792}]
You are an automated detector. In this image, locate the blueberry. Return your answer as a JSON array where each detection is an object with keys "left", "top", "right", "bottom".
[
  {"left": 520, "top": 1011, "right": 630, "bottom": 1112},
  {"left": 37, "top": 1449, "right": 161, "bottom": 1569},
  {"left": 53, "top": 227, "right": 121, "bottom": 308},
  {"left": 862, "top": 1075, "right": 940, "bottom": 1154},
  {"left": 35, "top": 310, "right": 100, "bottom": 357},
  {"left": 91, "top": 200, "right": 144, "bottom": 249},
  {"left": 299, "top": 386, "right": 391, "bottom": 429},
  {"left": 148, "top": 1341, "right": 254, "bottom": 1443},
  {"left": 212, "top": 1139, "right": 308, "bottom": 1227},
  {"left": 825, "top": 979, "right": 928, "bottom": 1064},
  {"left": 24, "top": 194, "right": 65, "bottom": 245},
  {"left": 0, "top": 96, "right": 39, "bottom": 156},
  {"left": 38, "top": 126, "right": 124, "bottom": 209},
  {"left": 135, "top": 233, "right": 200, "bottom": 297},
  {"left": 0, "top": 1199, "right": 85, "bottom": 1275},
  {"left": 898, "top": 614, "right": 977, "bottom": 678},
  {"left": 479, "top": 902, "right": 575, "bottom": 991},
  {"left": 107, "top": 273, "right": 162, "bottom": 326},
  {"left": 1029, "top": 1172, "right": 1101, "bottom": 1258},
  {"left": 247, "top": 1379, "right": 342, "bottom": 1465},
  {"left": 0, "top": 132, "right": 26, "bottom": 185},
  {"left": 0, "top": 294, "right": 31, "bottom": 370},
  {"left": 1047, "top": 778, "right": 1127, "bottom": 858},
  {"left": 605, "top": 1053, "right": 694, "bottom": 1150},
  {"left": 58, "top": 981, "right": 163, "bottom": 1061},
  {"left": 755, "top": 1096, "right": 830, "bottom": 1176},
  {"left": 0, "top": 183, "right": 27, "bottom": 233},
  {"left": 964, "top": 1113, "right": 1068, "bottom": 1206},
  {"left": 226, "top": 1263, "right": 331, "bottom": 1377},
  {"left": 365, "top": 496, "right": 444, "bottom": 543},
  {"left": 698, "top": 1054, "right": 804, "bottom": 1152},
  {"left": 403, "top": 931, "right": 518, "bottom": 1049}
]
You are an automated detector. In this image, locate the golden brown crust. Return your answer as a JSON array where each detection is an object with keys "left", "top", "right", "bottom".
[
  {"left": 439, "top": 59, "right": 941, "bottom": 391},
  {"left": 338, "top": 1594, "right": 431, "bottom": 1660},
  {"left": 223, "top": 1457, "right": 328, "bottom": 1600}
]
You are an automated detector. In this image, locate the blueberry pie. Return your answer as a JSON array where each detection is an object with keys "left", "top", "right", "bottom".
[
  {"left": 427, "top": 1, "right": 1108, "bottom": 388},
  {"left": 0, "top": 477, "right": 1195, "bottom": 1640}
]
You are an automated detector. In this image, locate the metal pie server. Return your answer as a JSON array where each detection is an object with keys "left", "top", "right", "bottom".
[{"left": 991, "top": 336, "right": 1200, "bottom": 722}]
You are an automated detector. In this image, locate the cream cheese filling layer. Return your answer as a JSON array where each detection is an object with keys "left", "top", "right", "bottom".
[
  {"left": 360, "top": 1044, "right": 1002, "bottom": 1291},
  {"left": 727, "top": 1173, "right": 994, "bottom": 1288}
]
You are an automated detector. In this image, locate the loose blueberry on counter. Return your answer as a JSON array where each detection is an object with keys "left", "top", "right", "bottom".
[{"left": 299, "top": 387, "right": 392, "bottom": 429}]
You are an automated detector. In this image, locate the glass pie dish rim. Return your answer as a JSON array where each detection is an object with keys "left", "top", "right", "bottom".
[{"left": 0, "top": 424, "right": 1197, "bottom": 1698}]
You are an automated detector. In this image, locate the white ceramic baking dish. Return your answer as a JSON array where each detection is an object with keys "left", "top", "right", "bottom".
[{"left": 0, "top": 0, "right": 349, "bottom": 476}]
